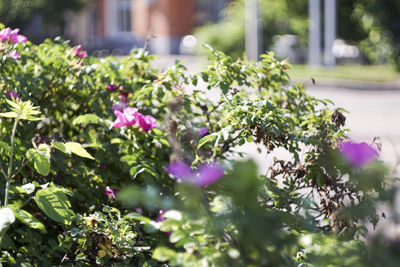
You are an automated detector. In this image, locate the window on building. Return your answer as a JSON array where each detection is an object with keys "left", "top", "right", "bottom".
[{"left": 116, "top": 0, "right": 132, "bottom": 33}]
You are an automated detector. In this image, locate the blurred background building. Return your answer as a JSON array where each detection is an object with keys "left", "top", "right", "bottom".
[{"left": 17, "top": 0, "right": 230, "bottom": 55}]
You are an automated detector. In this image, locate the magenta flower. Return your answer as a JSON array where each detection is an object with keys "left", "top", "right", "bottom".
[
  {"left": 106, "top": 84, "right": 120, "bottom": 92},
  {"left": 136, "top": 113, "right": 157, "bottom": 132},
  {"left": 0, "top": 28, "right": 27, "bottom": 43},
  {"left": 339, "top": 141, "right": 378, "bottom": 167},
  {"left": 112, "top": 107, "right": 138, "bottom": 128},
  {"left": 5, "top": 91, "right": 19, "bottom": 100},
  {"left": 166, "top": 161, "right": 224, "bottom": 186},
  {"left": 198, "top": 127, "right": 210, "bottom": 137},
  {"left": 8, "top": 50, "right": 21, "bottom": 59},
  {"left": 105, "top": 186, "right": 118, "bottom": 199},
  {"left": 74, "top": 45, "right": 87, "bottom": 58}
]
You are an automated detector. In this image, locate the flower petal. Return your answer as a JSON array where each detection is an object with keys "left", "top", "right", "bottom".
[
  {"left": 194, "top": 163, "right": 224, "bottom": 186},
  {"left": 166, "top": 161, "right": 193, "bottom": 179}
]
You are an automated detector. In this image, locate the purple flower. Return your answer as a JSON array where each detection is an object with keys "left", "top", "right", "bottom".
[
  {"left": 8, "top": 50, "right": 21, "bottom": 59},
  {"left": 106, "top": 84, "right": 120, "bottom": 92},
  {"left": 156, "top": 210, "right": 165, "bottom": 222},
  {"left": 195, "top": 163, "right": 225, "bottom": 186},
  {"left": 136, "top": 113, "right": 157, "bottom": 132},
  {"left": 198, "top": 127, "right": 210, "bottom": 137},
  {"left": 105, "top": 186, "right": 118, "bottom": 199},
  {"left": 111, "top": 102, "right": 127, "bottom": 112},
  {"left": 74, "top": 45, "right": 87, "bottom": 58},
  {"left": 166, "top": 161, "right": 224, "bottom": 186},
  {"left": 134, "top": 206, "right": 143, "bottom": 214},
  {"left": 166, "top": 161, "right": 193, "bottom": 179},
  {"left": 5, "top": 91, "right": 19, "bottom": 100},
  {"left": 339, "top": 141, "right": 378, "bottom": 167}
]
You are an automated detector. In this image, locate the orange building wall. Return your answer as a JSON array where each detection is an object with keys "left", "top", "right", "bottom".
[{"left": 134, "top": 0, "right": 195, "bottom": 38}]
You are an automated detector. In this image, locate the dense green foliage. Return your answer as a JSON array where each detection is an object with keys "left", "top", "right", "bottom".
[{"left": 0, "top": 23, "right": 400, "bottom": 266}]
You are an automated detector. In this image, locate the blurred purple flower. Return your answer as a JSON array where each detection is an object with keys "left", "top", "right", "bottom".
[
  {"left": 74, "top": 45, "right": 87, "bottom": 58},
  {"left": 156, "top": 210, "right": 165, "bottom": 222},
  {"left": 195, "top": 163, "right": 225, "bottom": 186},
  {"left": 5, "top": 91, "right": 19, "bottom": 100},
  {"left": 166, "top": 161, "right": 193, "bottom": 179},
  {"left": 106, "top": 84, "right": 120, "bottom": 92},
  {"left": 339, "top": 141, "right": 378, "bottom": 167},
  {"left": 166, "top": 161, "right": 224, "bottom": 186},
  {"left": 198, "top": 127, "right": 210, "bottom": 137},
  {"left": 134, "top": 206, "right": 143, "bottom": 214},
  {"left": 99, "top": 162, "right": 106, "bottom": 170},
  {"left": 8, "top": 50, "right": 21, "bottom": 59},
  {"left": 111, "top": 102, "right": 127, "bottom": 112},
  {"left": 105, "top": 186, "right": 118, "bottom": 199}
]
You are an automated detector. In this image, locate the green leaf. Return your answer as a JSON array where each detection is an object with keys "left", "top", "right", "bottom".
[
  {"left": 64, "top": 142, "right": 94, "bottom": 160},
  {"left": 124, "top": 212, "right": 151, "bottom": 224},
  {"left": 51, "top": 142, "right": 71, "bottom": 154},
  {"left": 0, "top": 207, "right": 15, "bottom": 236},
  {"left": 34, "top": 187, "right": 75, "bottom": 225},
  {"left": 72, "top": 114, "right": 101, "bottom": 125},
  {"left": 152, "top": 247, "right": 177, "bottom": 262},
  {"left": 9, "top": 206, "right": 46, "bottom": 233},
  {"left": 0, "top": 141, "right": 10, "bottom": 153},
  {"left": 26, "top": 148, "right": 51, "bottom": 176},
  {"left": 198, "top": 133, "right": 217, "bottom": 149},
  {"left": 0, "top": 112, "right": 18, "bottom": 118}
]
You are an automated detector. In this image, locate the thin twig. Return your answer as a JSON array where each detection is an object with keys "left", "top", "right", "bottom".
[{"left": 11, "top": 160, "right": 28, "bottom": 180}]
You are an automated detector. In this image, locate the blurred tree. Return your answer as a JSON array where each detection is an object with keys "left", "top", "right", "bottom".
[
  {"left": 0, "top": 0, "right": 89, "bottom": 40},
  {"left": 195, "top": 0, "right": 308, "bottom": 58},
  {"left": 352, "top": 0, "right": 400, "bottom": 70}
]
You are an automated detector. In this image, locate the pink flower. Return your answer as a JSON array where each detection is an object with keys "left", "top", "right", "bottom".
[
  {"left": 8, "top": 50, "right": 21, "bottom": 59},
  {"left": 9, "top": 29, "right": 27, "bottom": 43},
  {"left": 112, "top": 107, "right": 138, "bottom": 128},
  {"left": 0, "top": 28, "right": 12, "bottom": 42},
  {"left": 105, "top": 186, "right": 118, "bottom": 199},
  {"left": 111, "top": 102, "right": 127, "bottom": 112},
  {"left": 166, "top": 161, "right": 224, "bottom": 186},
  {"left": 0, "top": 28, "right": 27, "bottom": 43},
  {"left": 339, "top": 141, "right": 378, "bottom": 167},
  {"left": 74, "top": 45, "right": 87, "bottom": 58},
  {"left": 136, "top": 113, "right": 156, "bottom": 132}
]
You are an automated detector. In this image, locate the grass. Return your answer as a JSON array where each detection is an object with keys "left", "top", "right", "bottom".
[{"left": 288, "top": 64, "right": 400, "bottom": 83}]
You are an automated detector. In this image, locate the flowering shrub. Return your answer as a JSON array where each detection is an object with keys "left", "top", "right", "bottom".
[{"left": 0, "top": 24, "right": 399, "bottom": 266}]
